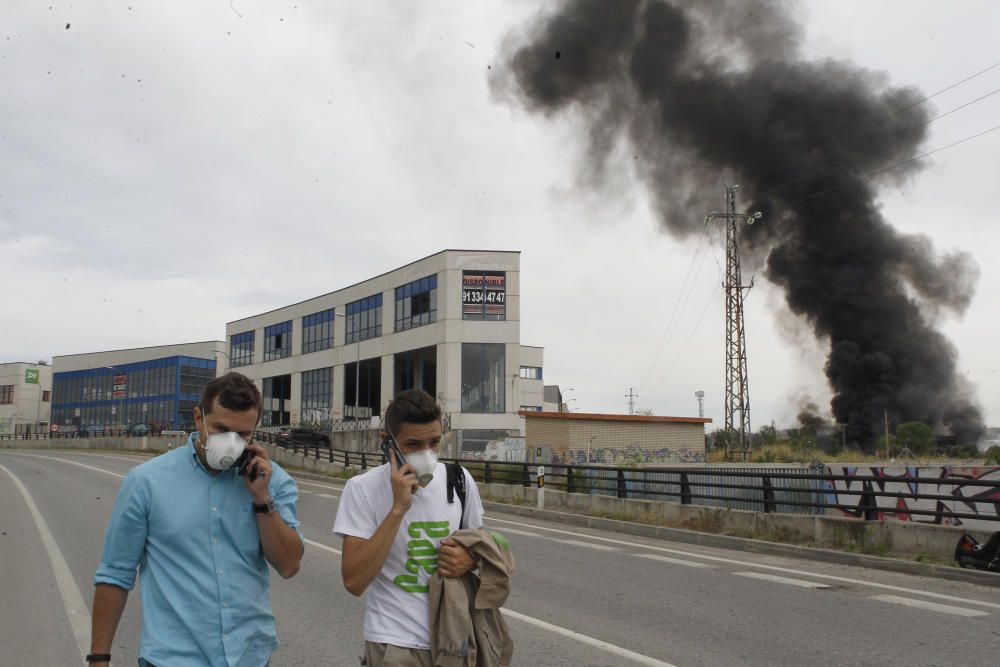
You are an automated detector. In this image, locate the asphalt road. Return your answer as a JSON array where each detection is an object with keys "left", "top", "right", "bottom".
[{"left": 2, "top": 449, "right": 998, "bottom": 666}]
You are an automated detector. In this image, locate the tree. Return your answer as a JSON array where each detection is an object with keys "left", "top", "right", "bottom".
[{"left": 894, "top": 421, "right": 936, "bottom": 456}]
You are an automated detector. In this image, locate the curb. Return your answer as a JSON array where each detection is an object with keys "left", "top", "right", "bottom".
[{"left": 481, "top": 500, "right": 1000, "bottom": 589}]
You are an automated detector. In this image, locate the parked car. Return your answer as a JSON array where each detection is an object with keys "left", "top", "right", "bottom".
[
  {"left": 276, "top": 427, "right": 330, "bottom": 448},
  {"left": 129, "top": 423, "right": 150, "bottom": 436}
]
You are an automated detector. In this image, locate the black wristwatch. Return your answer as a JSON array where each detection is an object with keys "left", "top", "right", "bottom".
[
  {"left": 252, "top": 496, "right": 275, "bottom": 514},
  {"left": 85, "top": 653, "right": 111, "bottom": 663}
]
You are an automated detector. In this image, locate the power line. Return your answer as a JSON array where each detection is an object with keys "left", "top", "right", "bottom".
[
  {"left": 637, "top": 219, "right": 714, "bottom": 389},
  {"left": 648, "top": 281, "right": 721, "bottom": 393},
  {"left": 760, "top": 123, "right": 1000, "bottom": 214},
  {"left": 746, "top": 59, "right": 1000, "bottom": 189},
  {"left": 892, "top": 60, "right": 1000, "bottom": 116},
  {"left": 752, "top": 86, "right": 1000, "bottom": 203}
]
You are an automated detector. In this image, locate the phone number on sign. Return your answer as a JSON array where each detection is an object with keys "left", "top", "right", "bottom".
[{"left": 462, "top": 290, "right": 505, "bottom": 304}]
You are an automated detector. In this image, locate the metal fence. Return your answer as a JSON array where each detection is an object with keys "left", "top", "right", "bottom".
[{"left": 261, "top": 432, "right": 1000, "bottom": 525}]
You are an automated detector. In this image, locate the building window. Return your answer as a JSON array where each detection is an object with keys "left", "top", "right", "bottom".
[
  {"left": 264, "top": 321, "right": 292, "bottom": 361},
  {"left": 302, "top": 309, "right": 334, "bottom": 354},
  {"left": 346, "top": 294, "right": 383, "bottom": 343},
  {"left": 0, "top": 385, "right": 12, "bottom": 404},
  {"left": 461, "top": 343, "right": 505, "bottom": 413},
  {"left": 262, "top": 375, "right": 291, "bottom": 426},
  {"left": 462, "top": 271, "right": 506, "bottom": 320},
  {"left": 395, "top": 274, "right": 438, "bottom": 332},
  {"left": 301, "top": 367, "right": 332, "bottom": 424},
  {"left": 230, "top": 331, "right": 255, "bottom": 367},
  {"left": 42, "top": 390, "right": 51, "bottom": 402},
  {"left": 345, "top": 357, "right": 381, "bottom": 419},
  {"left": 519, "top": 405, "right": 543, "bottom": 412},
  {"left": 519, "top": 366, "right": 542, "bottom": 380}
]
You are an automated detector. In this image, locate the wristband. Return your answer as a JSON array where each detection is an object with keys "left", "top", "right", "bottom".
[{"left": 85, "top": 653, "right": 112, "bottom": 663}]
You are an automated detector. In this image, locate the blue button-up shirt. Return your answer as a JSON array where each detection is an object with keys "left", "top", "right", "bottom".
[{"left": 95, "top": 434, "right": 302, "bottom": 666}]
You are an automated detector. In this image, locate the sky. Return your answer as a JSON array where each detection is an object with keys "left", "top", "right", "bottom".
[{"left": 2, "top": 1, "right": 998, "bottom": 432}]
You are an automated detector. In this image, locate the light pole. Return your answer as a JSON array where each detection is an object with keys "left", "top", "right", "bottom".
[{"left": 561, "top": 387, "right": 574, "bottom": 413}]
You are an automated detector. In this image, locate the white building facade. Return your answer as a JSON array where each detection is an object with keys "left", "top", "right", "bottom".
[
  {"left": 224, "top": 250, "right": 545, "bottom": 457},
  {"left": 0, "top": 362, "right": 53, "bottom": 436}
]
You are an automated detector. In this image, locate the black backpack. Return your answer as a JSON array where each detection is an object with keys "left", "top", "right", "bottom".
[{"left": 445, "top": 462, "right": 467, "bottom": 529}]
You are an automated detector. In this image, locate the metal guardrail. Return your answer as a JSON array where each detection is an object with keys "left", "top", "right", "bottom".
[
  {"left": 0, "top": 428, "right": 167, "bottom": 440},
  {"left": 259, "top": 430, "right": 1000, "bottom": 525}
]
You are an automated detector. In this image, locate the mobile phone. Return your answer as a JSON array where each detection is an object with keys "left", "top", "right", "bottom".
[
  {"left": 381, "top": 435, "right": 406, "bottom": 467},
  {"left": 236, "top": 448, "right": 259, "bottom": 482}
]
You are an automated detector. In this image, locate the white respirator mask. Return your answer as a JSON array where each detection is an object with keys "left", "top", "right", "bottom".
[
  {"left": 407, "top": 448, "right": 438, "bottom": 487},
  {"left": 202, "top": 430, "right": 248, "bottom": 470}
]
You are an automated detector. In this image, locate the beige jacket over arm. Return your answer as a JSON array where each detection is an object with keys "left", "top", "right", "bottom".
[{"left": 428, "top": 528, "right": 515, "bottom": 667}]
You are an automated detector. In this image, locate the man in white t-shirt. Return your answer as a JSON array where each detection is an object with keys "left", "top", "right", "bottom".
[{"left": 334, "top": 389, "right": 484, "bottom": 666}]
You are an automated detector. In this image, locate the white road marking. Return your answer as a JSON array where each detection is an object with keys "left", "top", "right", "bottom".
[
  {"left": 870, "top": 595, "right": 988, "bottom": 617},
  {"left": 634, "top": 554, "right": 711, "bottom": 568},
  {"left": 562, "top": 539, "right": 621, "bottom": 551},
  {"left": 501, "top": 608, "right": 680, "bottom": 667},
  {"left": 5, "top": 451, "right": 125, "bottom": 478},
  {"left": 299, "top": 489, "right": 314, "bottom": 494},
  {"left": 314, "top": 493, "right": 337, "bottom": 499},
  {"left": 295, "top": 479, "right": 344, "bottom": 493},
  {"left": 304, "top": 531, "right": 678, "bottom": 665},
  {"left": 0, "top": 462, "right": 92, "bottom": 661},
  {"left": 734, "top": 572, "right": 832, "bottom": 589},
  {"left": 484, "top": 516, "right": 1000, "bottom": 610},
  {"left": 305, "top": 538, "right": 342, "bottom": 556},
  {"left": 497, "top": 528, "right": 541, "bottom": 538}
]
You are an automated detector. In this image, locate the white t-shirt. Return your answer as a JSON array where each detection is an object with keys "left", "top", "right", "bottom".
[{"left": 333, "top": 461, "right": 484, "bottom": 649}]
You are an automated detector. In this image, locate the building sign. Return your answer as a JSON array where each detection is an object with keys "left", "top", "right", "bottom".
[
  {"left": 113, "top": 374, "right": 128, "bottom": 399},
  {"left": 25, "top": 368, "right": 39, "bottom": 384},
  {"left": 462, "top": 271, "right": 506, "bottom": 320}
]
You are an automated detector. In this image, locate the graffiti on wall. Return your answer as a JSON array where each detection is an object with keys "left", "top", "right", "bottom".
[
  {"left": 821, "top": 465, "right": 1000, "bottom": 531},
  {"left": 552, "top": 444, "right": 705, "bottom": 466}
]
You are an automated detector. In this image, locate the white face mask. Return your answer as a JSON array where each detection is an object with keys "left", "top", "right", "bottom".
[
  {"left": 202, "top": 430, "right": 247, "bottom": 470},
  {"left": 407, "top": 448, "right": 438, "bottom": 487}
]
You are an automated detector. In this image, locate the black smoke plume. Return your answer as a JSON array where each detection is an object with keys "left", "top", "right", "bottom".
[{"left": 494, "top": 0, "right": 983, "bottom": 447}]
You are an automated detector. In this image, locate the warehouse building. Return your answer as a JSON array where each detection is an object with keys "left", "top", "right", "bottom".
[{"left": 50, "top": 341, "right": 224, "bottom": 434}]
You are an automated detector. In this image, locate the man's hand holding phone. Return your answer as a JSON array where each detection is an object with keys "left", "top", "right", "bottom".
[
  {"left": 239, "top": 442, "right": 272, "bottom": 503},
  {"left": 388, "top": 448, "right": 418, "bottom": 515}
]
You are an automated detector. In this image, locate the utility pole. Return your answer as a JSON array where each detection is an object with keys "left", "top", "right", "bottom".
[
  {"left": 626, "top": 387, "right": 638, "bottom": 415},
  {"left": 695, "top": 390, "right": 705, "bottom": 418},
  {"left": 706, "top": 185, "right": 760, "bottom": 462}
]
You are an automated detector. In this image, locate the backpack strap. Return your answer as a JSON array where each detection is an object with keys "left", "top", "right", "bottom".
[{"left": 446, "top": 462, "right": 467, "bottom": 529}]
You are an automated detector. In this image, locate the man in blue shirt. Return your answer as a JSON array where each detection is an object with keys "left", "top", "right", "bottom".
[{"left": 88, "top": 372, "right": 304, "bottom": 667}]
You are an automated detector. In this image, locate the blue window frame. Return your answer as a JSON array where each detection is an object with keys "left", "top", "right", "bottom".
[
  {"left": 395, "top": 274, "right": 438, "bottom": 332},
  {"left": 49, "top": 356, "right": 216, "bottom": 430},
  {"left": 302, "top": 309, "right": 334, "bottom": 354},
  {"left": 264, "top": 321, "right": 292, "bottom": 361},
  {"left": 346, "top": 294, "right": 383, "bottom": 344},
  {"left": 230, "top": 331, "right": 255, "bottom": 367}
]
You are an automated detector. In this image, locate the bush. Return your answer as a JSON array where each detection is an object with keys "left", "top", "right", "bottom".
[{"left": 985, "top": 445, "right": 1000, "bottom": 465}]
